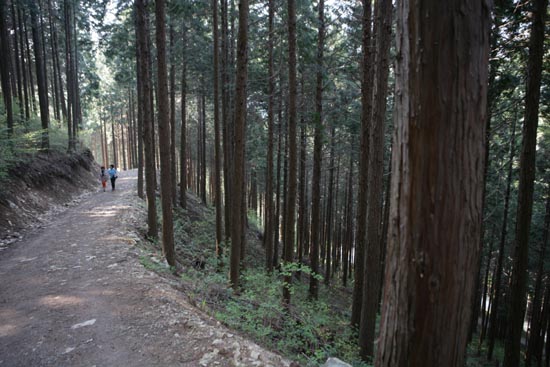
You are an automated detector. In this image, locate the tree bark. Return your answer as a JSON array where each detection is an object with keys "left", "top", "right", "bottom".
[{"left": 375, "top": 0, "right": 490, "bottom": 365}]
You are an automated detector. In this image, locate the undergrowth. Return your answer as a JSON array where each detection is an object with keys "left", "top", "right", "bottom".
[
  {"left": 138, "top": 191, "right": 497, "bottom": 367},
  {"left": 134, "top": 192, "right": 373, "bottom": 366}
]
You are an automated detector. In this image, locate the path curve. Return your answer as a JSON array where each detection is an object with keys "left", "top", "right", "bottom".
[{"left": 0, "top": 170, "right": 290, "bottom": 367}]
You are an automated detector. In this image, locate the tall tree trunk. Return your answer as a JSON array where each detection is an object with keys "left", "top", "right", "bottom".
[
  {"left": 308, "top": 0, "right": 325, "bottom": 300},
  {"left": 375, "top": 0, "right": 490, "bottom": 365},
  {"left": 64, "top": 0, "right": 75, "bottom": 151},
  {"left": 180, "top": 25, "right": 187, "bottom": 209},
  {"left": 221, "top": 0, "right": 232, "bottom": 243},
  {"left": 351, "top": 0, "right": 373, "bottom": 327},
  {"left": 213, "top": 0, "right": 223, "bottom": 260},
  {"left": 121, "top": 119, "right": 127, "bottom": 170},
  {"left": 11, "top": 0, "right": 23, "bottom": 121},
  {"left": 136, "top": 43, "right": 145, "bottom": 198},
  {"left": 0, "top": 0, "right": 14, "bottom": 139},
  {"left": 504, "top": 0, "right": 548, "bottom": 364},
  {"left": 263, "top": 0, "right": 275, "bottom": 273},
  {"left": 17, "top": 8, "right": 30, "bottom": 120},
  {"left": 29, "top": 0, "right": 49, "bottom": 150},
  {"left": 487, "top": 115, "right": 518, "bottom": 361},
  {"left": 297, "top": 76, "right": 307, "bottom": 276},
  {"left": 342, "top": 149, "right": 354, "bottom": 288},
  {"left": 479, "top": 235, "right": 496, "bottom": 346},
  {"left": 23, "top": 16, "right": 36, "bottom": 115},
  {"left": 155, "top": 0, "right": 176, "bottom": 267},
  {"left": 169, "top": 22, "right": 177, "bottom": 205},
  {"left": 324, "top": 126, "right": 336, "bottom": 286},
  {"left": 273, "top": 108, "right": 282, "bottom": 269},
  {"left": 230, "top": 0, "right": 249, "bottom": 290},
  {"left": 359, "top": 0, "right": 392, "bottom": 359},
  {"left": 136, "top": 0, "right": 158, "bottom": 239},
  {"left": 526, "top": 191, "right": 550, "bottom": 367},
  {"left": 283, "top": 0, "right": 298, "bottom": 304}
]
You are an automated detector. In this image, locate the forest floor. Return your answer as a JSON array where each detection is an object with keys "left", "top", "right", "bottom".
[{"left": 0, "top": 169, "right": 292, "bottom": 367}]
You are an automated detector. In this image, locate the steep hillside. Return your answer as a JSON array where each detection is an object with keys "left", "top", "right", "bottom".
[{"left": 0, "top": 149, "right": 98, "bottom": 246}]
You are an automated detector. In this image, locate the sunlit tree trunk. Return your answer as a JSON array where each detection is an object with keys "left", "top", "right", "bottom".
[
  {"left": 136, "top": 0, "right": 158, "bottom": 239},
  {"left": 155, "top": 0, "right": 176, "bottom": 266}
]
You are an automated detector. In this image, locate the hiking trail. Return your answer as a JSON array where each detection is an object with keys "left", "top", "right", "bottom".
[{"left": 0, "top": 170, "right": 291, "bottom": 367}]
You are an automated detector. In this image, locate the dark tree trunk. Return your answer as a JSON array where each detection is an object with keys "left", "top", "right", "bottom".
[
  {"left": 526, "top": 191, "right": 550, "bottom": 367},
  {"left": 230, "top": 0, "right": 249, "bottom": 290},
  {"left": 359, "top": 0, "right": 392, "bottom": 359},
  {"left": 375, "top": 0, "right": 490, "bottom": 365},
  {"left": 488, "top": 114, "right": 518, "bottom": 361},
  {"left": 342, "top": 149, "right": 354, "bottom": 288},
  {"left": 135, "top": 38, "right": 144, "bottom": 199},
  {"left": 503, "top": 0, "right": 548, "bottom": 364},
  {"left": 201, "top": 89, "right": 207, "bottom": 204},
  {"left": 221, "top": 0, "right": 232, "bottom": 243},
  {"left": 282, "top": 0, "right": 297, "bottom": 305},
  {"left": 324, "top": 126, "right": 336, "bottom": 286},
  {"left": 169, "top": 22, "right": 177, "bottom": 206},
  {"left": 351, "top": 0, "right": 373, "bottom": 328},
  {"left": 11, "top": 0, "right": 23, "bottom": 121},
  {"left": 64, "top": 0, "right": 75, "bottom": 151},
  {"left": 273, "top": 111, "right": 282, "bottom": 270},
  {"left": 17, "top": 8, "right": 30, "bottom": 120},
  {"left": 213, "top": 0, "right": 223, "bottom": 260},
  {"left": 179, "top": 24, "right": 187, "bottom": 209},
  {"left": 297, "top": 76, "right": 307, "bottom": 276},
  {"left": 0, "top": 0, "right": 14, "bottom": 138},
  {"left": 308, "top": 0, "right": 324, "bottom": 300},
  {"left": 263, "top": 0, "right": 275, "bottom": 273},
  {"left": 29, "top": 0, "right": 49, "bottom": 150}
]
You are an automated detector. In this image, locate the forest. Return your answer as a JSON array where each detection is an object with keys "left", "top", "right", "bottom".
[{"left": 0, "top": 0, "right": 549, "bottom": 366}]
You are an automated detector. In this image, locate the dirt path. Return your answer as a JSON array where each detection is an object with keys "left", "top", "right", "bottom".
[{"left": 0, "top": 170, "right": 291, "bottom": 367}]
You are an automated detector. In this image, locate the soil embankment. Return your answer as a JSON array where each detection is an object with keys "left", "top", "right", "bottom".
[{"left": 0, "top": 149, "right": 97, "bottom": 247}]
